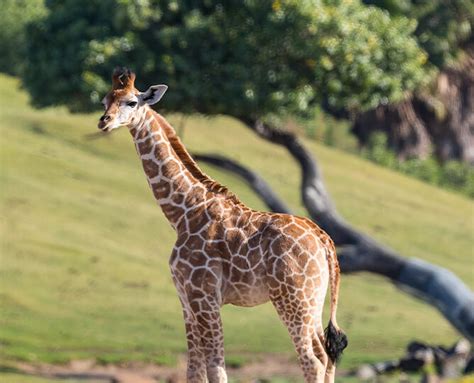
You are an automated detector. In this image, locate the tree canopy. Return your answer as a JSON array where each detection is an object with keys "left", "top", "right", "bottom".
[
  {"left": 22, "top": 0, "right": 428, "bottom": 119},
  {"left": 0, "top": 0, "right": 46, "bottom": 75},
  {"left": 363, "top": 0, "right": 473, "bottom": 68}
]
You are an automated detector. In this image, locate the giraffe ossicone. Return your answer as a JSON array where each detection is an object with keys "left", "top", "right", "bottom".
[{"left": 97, "top": 67, "right": 347, "bottom": 383}]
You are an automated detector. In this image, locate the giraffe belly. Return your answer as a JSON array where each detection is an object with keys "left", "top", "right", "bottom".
[{"left": 223, "top": 279, "right": 270, "bottom": 307}]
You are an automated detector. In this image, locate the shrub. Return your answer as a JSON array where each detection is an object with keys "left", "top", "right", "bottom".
[{"left": 363, "top": 133, "right": 474, "bottom": 199}]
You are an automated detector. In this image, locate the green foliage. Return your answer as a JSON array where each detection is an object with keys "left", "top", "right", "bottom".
[
  {"left": 362, "top": 132, "right": 397, "bottom": 168},
  {"left": 363, "top": 0, "right": 474, "bottom": 68},
  {"left": 398, "top": 158, "right": 442, "bottom": 185},
  {"left": 363, "top": 133, "right": 474, "bottom": 198},
  {"left": 302, "top": 0, "right": 429, "bottom": 114},
  {"left": 297, "top": 107, "right": 357, "bottom": 151},
  {"left": 0, "top": 0, "right": 46, "bottom": 75},
  {"left": 440, "top": 161, "right": 474, "bottom": 197},
  {"left": 22, "top": 0, "right": 428, "bottom": 118}
]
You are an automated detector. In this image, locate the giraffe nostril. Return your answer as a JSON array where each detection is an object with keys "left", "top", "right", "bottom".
[{"left": 100, "top": 114, "right": 111, "bottom": 122}]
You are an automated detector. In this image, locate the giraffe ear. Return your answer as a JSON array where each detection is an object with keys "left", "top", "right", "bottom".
[{"left": 140, "top": 85, "right": 168, "bottom": 105}]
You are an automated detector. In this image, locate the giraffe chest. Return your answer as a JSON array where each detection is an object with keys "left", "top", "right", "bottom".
[
  {"left": 172, "top": 211, "right": 272, "bottom": 307},
  {"left": 171, "top": 232, "right": 271, "bottom": 307}
]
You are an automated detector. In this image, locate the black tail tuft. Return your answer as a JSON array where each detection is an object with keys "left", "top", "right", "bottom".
[{"left": 324, "top": 320, "right": 348, "bottom": 364}]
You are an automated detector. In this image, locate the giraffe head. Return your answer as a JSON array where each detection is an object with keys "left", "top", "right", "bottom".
[{"left": 98, "top": 67, "right": 168, "bottom": 132}]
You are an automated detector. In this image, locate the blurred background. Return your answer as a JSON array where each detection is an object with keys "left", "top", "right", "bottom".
[{"left": 0, "top": 0, "right": 473, "bottom": 382}]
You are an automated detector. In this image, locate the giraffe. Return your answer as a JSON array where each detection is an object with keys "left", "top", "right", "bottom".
[{"left": 97, "top": 67, "right": 347, "bottom": 383}]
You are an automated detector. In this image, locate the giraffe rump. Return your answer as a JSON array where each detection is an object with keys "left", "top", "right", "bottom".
[{"left": 324, "top": 320, "right": 348, "bottom": 363}]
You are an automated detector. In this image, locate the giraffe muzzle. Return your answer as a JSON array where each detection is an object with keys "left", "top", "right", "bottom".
[{"left": 98, "top": 114, "right": 112, "bottom": 131}]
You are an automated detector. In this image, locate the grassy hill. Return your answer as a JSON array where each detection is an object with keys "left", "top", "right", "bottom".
[{"left": 1, "top": 74, "right": 473, "bottom": 375}]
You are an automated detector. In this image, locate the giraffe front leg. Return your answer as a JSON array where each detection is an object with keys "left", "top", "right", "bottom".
[
  {"left": 193, "top": 298, "right": 227, "bottom": 383},
  {"left": 182, "top": 307, "right": 208, "bottom": 383},
  {"left": 170, "top": 250, "right": 227, "bottom": 383},
  {"left": 174, "top": 282, "right": 227, "bottom": 382}
]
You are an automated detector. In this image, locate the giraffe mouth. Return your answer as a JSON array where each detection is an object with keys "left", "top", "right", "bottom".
[{"left": 97, "top": 121, "right": 112, "bottom": 132}]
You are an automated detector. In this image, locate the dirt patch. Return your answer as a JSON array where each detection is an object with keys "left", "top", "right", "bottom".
[{"left": 13, "top": 355, "right": 305, "bottom": 383}]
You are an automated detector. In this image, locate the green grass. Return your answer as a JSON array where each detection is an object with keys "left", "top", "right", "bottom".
[{"left": 1, "top": 74, "right": 473, "bottom": 374}]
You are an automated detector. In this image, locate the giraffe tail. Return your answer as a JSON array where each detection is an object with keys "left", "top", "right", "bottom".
[{"left": 324, "top": 246, "right": 348, "bottom": 364}]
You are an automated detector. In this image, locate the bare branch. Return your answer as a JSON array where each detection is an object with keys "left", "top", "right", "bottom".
[{"left": 192, "top": 153, "right": 292, "bottom": 214}]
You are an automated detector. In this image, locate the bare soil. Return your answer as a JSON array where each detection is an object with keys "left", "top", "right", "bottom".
[{"left": 13, "top": 355, "right": 305, "bottom": 383}]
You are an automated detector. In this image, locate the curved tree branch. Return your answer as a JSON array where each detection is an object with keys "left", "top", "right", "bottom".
[
  {"left": 195, "top": 117, "right": 474, "bottom": 340},
  {"left": 193, "top": 153, "right": 292, "bottom": 214}
]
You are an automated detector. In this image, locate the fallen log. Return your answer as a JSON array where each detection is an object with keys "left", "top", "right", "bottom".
[{"left": 354, "top": 339, "right": 472, "bottom": 380}]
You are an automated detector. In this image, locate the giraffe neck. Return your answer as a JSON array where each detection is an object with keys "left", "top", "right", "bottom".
[
  {"left": 150, "top": 110, "right": 241, "bottom": 206},
  {"left": 129, "top": 108, "right": 205, "bottom": 230}
]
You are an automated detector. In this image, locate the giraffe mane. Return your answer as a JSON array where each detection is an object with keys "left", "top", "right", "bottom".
[{"left": 152, "top": 111, "right": 242, "bottom": 204}]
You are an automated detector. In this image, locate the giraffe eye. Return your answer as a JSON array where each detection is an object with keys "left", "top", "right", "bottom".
[{"left": 127, "top": 101, "right": 138, "bottom": 107}]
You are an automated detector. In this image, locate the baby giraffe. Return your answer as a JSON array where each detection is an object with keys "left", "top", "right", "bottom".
[{"left": 97, "top": 67, "right": 347, "bottom": 383}]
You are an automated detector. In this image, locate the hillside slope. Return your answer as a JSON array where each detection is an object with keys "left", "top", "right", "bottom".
[{"left": 1, "top": 74, "right": 472, "bottom": 369}]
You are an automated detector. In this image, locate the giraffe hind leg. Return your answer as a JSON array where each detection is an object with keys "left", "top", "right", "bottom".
[
  {"left": 314, "top": 330, "right": 336, "bottom": 383},
  {"left": 271, "top": 295, "right": 327, "bottom": 383}
]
